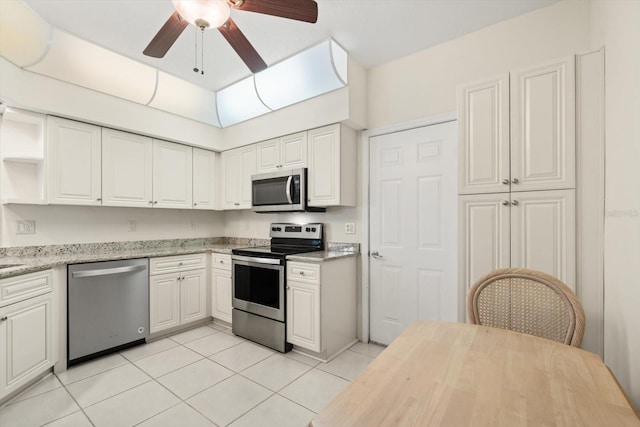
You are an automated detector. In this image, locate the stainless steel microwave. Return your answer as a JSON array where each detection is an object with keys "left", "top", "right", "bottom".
[{"left": 251, "top": 168, "right": 306, "bottom": 212}]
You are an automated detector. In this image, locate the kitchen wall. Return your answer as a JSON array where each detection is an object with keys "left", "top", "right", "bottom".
[
  {"left": 366, "top": 0, "right": 591, "bottom": 129},
  {"left": 0, "top": 204, "right": 225, "bottom": 247},
  {"left": 590, "top": 0, "right": 640, "bottom": 409},
  {"left": 223, "top": 208, "right": 361, "bottom": 244}
]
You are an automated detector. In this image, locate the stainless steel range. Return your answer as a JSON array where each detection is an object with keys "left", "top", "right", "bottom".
[{"left": 231, "top": 223, "right": 324, "bottom": 352}]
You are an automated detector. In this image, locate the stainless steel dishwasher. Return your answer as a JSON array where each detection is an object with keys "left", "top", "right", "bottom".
[{"left": 68, "top": 258, "right": 149, "bottom": 366}]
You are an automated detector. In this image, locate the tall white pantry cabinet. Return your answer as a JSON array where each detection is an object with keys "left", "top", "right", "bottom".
[{"left": 457, "top": 56, "right": 576, "bottom": 300}]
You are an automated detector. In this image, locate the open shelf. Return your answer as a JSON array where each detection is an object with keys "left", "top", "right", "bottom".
[
  {"left": 1, "top": 108, "right": 47, "bottom": 204},
  {"left": 2, "top": 156, "right": 44, "bottom": 164}
]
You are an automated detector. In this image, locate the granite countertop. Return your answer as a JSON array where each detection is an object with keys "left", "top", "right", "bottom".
[
  {"left": 287, "top": 250, "right": 359, "bottom": 263},
  {"left": 0, "top": 239, "right": 360, "bottom": 279}
]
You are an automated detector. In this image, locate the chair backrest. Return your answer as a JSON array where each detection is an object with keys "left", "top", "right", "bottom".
[{"left": 466, "top": 268, "right": 585, "bottom": 347}]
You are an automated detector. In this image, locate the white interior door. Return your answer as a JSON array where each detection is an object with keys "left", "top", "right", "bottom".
[{"left": 369, "top": 121, "right": 458, "bottom": 345}]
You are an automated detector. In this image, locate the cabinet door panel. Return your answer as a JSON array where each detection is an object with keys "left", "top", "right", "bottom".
[
  {"left": 239, "top": 146, "right": 256, "bottom": 208},
  {"left": 212, "top": 269, "right": 232, "bottom": 323},
  {"left": 458, "top": 194, "right": 511, "bottom": 293},
  {"left": 256, "top": 138, "right": 280, "bottom": 173},
  {"left": 153, "top": 140, "right": 193, "bottom": 208},
  {"left": 280, "top": 132, "right": 307, "bottom": 169},
  {"left": 193, "top": 148, "right": 217, "bottom": 210},
  {"left": 0, "top": 293, "right": 53, "bottom": 397},
  {"left": 511, "top": 58, "right": 575, "bottom": 191},
  {"left": 221, "top": 150, "right": 240, "bottom": 209},
  {"left": 308, "top": 125, "right": 339, "bottom": 206},
  {"left": 102, "top": 129, "right": 153, "bottom": 207},
  {"left": 286, "top": 281, "right": 320, "bottom": 352},
  {"left": 510, "top": 189, "right": 575, "bottom": 289},
  {"left": 150, "top": 273, "right": 180, "bottom": 333},
  {"left": 180, "top": 270, "right": 207, "bottom": 324},
  {"left": 48, "top": 117, "right": 101, "bottom": 205},
  {"left": 458, "top": 75, "right": 510, "bottom": 194}
]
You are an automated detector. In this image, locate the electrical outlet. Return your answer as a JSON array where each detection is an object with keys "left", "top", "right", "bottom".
[
  {"left": 17, "top": 220, "right": 36, "bottom": 234},
  {"left": 345, "top": 222, "right": 356, "bottom": 234},
  {"left": 128, "top": 220, "right": 136, "bottom": 232}
]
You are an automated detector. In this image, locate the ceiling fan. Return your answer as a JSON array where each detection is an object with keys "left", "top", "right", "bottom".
[{"left": 143, "top": 0, "right": 318, "bottom": 73}]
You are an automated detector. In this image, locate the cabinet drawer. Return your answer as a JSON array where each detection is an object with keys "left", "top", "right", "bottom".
[
  {"left": 0, "top": 270, "right": 53, "bottom": 307},
  {"left": 212, "top": 254, "right": 232, "bottom": 271},
  {"left": 150, "top": 253, "right": 206, "bottom": 275},
  {"left": 288, "top": 262, "right": 320, "bottom": 284}
]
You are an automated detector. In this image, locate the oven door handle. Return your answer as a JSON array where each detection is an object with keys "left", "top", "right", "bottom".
[
  {"left": 232, "top": 255, "right": 283, "bottom": 265},
  {"left": 285, "top": 175, "right": 293, "bottom": 204}
]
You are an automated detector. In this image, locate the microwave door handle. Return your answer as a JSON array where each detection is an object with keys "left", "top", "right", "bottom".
[{"left": 286, "top": 175, "right": 293, "bottom": 204}]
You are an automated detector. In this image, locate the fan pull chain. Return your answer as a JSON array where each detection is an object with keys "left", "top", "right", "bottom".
[
  {"left": 200, "top": 27, "right": 205, "bottom": 75},
  {"left": 193, "top": 27, "right": 199, "bottom": 73}
]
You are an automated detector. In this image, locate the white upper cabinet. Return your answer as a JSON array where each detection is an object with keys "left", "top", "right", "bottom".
[
  {"left": 102, "top": 128, "right": 153, "bottom": 208},
  {"left": 256, "top": 132, "right": 307, "bottom": 173},
  {"left": 192, "top": 148, "right": 217, "bottom": 210},
  {"left": 47, "top": 116, "right": 102, "bottom": 205},
  {"left": 510, "top": 58, "right": 575, "bottom": 192},
  {"left": 458, "top": 56, "right": 575, "bottom": 194},
  {"left": 458, "top": 75, "right": 510, "bottom": 194},
  {"left": 221, "top": 145, "right": 256, "bottom": 210},
  {"left": 307, "top": 124, "right": 356, "bottom": 207},
  {"left": 152, "top": 139, "right": 193, "bottom": 209}
]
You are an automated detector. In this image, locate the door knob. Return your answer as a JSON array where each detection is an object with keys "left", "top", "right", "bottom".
[{"left": 371, "top": 251, "right": 383, "bottom": 259}]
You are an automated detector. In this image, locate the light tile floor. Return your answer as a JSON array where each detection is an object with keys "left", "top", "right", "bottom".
[{"left": 0, "top": 322, "right": 385, "bottom": 427}]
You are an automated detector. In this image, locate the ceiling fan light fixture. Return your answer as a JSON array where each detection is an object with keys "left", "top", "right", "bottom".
[{"left": 171, "top": 0, "right": 230, "bottom": 29}]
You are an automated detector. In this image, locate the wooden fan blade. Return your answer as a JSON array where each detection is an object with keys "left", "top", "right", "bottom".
[
  {"left": 233, "top": 0, "right": 318, "bottom": 24},
  {"left": 143, "top": 11, "right": 188, "bottom": 58},
  {"left": 219, "top": 18, "right": 267, "bottom": 73}
]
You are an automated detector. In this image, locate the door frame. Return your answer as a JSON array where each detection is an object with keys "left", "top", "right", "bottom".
[{"left": 359, "top": 112, "right": 457, "bottom": 343}]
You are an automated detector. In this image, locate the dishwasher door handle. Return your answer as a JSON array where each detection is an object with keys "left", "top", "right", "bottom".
[{"left": 71, "top": 264, "right": 147, "bottom": 278}]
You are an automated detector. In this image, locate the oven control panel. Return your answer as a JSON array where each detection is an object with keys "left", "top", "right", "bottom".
[{"left": 269, "top": 223, "right": 323, "bottom": 240}]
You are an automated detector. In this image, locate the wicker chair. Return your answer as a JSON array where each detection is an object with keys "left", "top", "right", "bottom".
[{"left": 466, "top": 268, "right": 585, "bottom": 347}]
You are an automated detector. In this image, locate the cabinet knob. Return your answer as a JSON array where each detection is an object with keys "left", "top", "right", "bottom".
[
  {"left": 234, "top": 203, "right": 240, "bottom": 206},
  {"left": 149, "top": 201, "right": 153, "bottom": 204},
  {"left": 502, "top": 179, "right": 509, "bottom": 185},
  {"left": 512, "top": 178, "right": 519, "bottom": 184},
  {"left": 299, "top": 271, "right": 304, "bottom": 275},
  {"left": 153, "top": 201, "right": 158, "bottom": 204},
  {"left": 502, "top": 200, "right": 509, "bottom": 206},
  {"left": 193, "top": 203, "right": 197, "bottom": 206},
  {"left": 0, "top": 316, "right": 7, "bottom": 321},
  {"left": 286, "top": 286, "right": 290, "bottom": 290},
  {"left": 219, "top": 260, "right": 224, "bottom": 264},
  {"left": 511, "top": 200, "right": 519, "bottom": 206},
  {"left": 96, "top": 198, "right": 102, "bottom": 201}
]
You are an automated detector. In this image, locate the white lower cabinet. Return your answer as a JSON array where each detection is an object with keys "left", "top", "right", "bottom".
[
  {"left": 211, "top": 254, "right": 232, "bottom": 323},
  {"left": 286, "top": 258, "right": 356, "bottom": 360},
  {"left": 149, "top": 254, "right": 206, "bottom": 334},
  {"left": 459, "top": 189, "right": 576, "bottom": 292},
  {"left": 0, "top": 270, "right": 54, "bottom": 401}
]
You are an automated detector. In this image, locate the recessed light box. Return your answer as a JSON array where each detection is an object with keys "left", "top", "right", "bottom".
[
  {"left": 25, "top": 29, "right": 157, "bottom": 105},
  {"left": 216, "top": 76, "right": 271, "bottom": 127},
  {"left": 0, "top": 0, "right": 50, "bottom": 67},
  {"left": 255, "top": 40, "right": 348, "bottom": 111},
  {"left": 149, "top": 71, "right": 220, "bottom": 127}
]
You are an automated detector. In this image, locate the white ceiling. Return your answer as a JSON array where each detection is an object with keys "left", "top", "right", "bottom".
[{"left": 22, "top": 0, "right": 558, "bottom": 92}]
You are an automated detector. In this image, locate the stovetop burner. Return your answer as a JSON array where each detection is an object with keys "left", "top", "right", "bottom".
[{"left": 232, "top": 223, "right": 324, "bottom": 259}]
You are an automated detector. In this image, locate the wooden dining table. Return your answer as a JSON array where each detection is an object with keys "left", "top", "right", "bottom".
[{"left": 310, "top": 321, "right": 640, "bottom": 427}]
